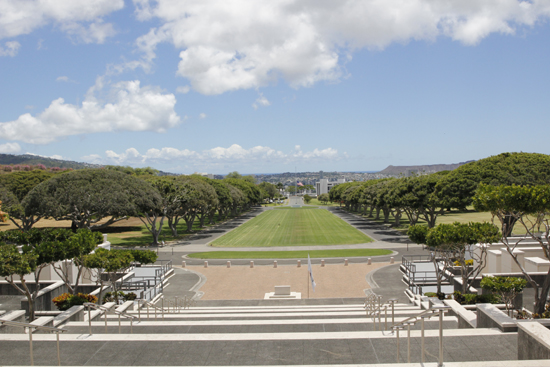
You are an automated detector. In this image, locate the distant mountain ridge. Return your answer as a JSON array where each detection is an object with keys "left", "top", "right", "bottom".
[
  {"left": 0, "top": 153, "right": 102, "bottom": 170},
  {"left": 377, "top": 161, "right": 475, "bottom": 176}
]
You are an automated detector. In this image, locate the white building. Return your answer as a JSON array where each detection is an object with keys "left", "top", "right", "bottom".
[{"left": 315, "top": 178, "right": 346, "bottom": 195}]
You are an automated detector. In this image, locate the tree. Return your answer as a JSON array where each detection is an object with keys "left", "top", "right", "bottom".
[
  {"left": 0, "top": 170, "right": 54, "bottom": 230},
  {"left": 408, "top": 224, "right": 449, "bottom": 295},
  {"left": 426, "top": 222, "right": 501, "bottom": 294},
  {"left": 25, "top": 169, "right": 162, "bottom": 230},
  {"left": 473, "top": 183, "right": 550, "bottom": 314},
  {"left": 480, "top": 276, "right": 527, "bottom": 316},
  {"left": 0, "top": 228, "right": 87, "bottom": 321},
  {"left": 0, "top": 245, "right": 38, "bottom": 320},
  {"left": 303, "top": 194, "right": 312, "bottom": 204},
  {"left": 49, "top": 229, "right": 103, "bottom": 295},
  {"left": 195, "top": 176, "right": 233, "bottom": 223},
  {"left": 436, "top": 152, "right": 550, "bottom": 233},
  {"left": 318, "top": 193, "right": 329, "bottom": 204},
  {"left": 83, "top": 248, "right": 134, "bottom": 305},
  {"left": 226, "top": 171, "right": 243, "bottom": 179},
  {"left": 259, "top": 182, "right": 278, "bottom": 202},
  {"left": 224, "top": 178, "right": 262, "bottom": 208}
]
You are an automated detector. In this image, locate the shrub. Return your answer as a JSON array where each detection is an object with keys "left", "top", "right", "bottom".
[
  {"left": 424, "top": 292, "right": 437, "bottom": 297},
  {"left": 453, "top": 291, "right": 499, "bottom": 305},
  {"left": 453, "top": 259, "right": 474, "bottom": 266},
  {"left": 53, "top": 293, "right": 97, "bottom": 311}
]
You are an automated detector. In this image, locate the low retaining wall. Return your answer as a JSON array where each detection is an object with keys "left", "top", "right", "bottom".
[
  {"left": 0, "top": 310, "right": 26, "bottom": 333},
  {"left": 444, "top": 300, "right": 476, "bottom": 328},
  {"left": 20, "top": 281, "right": 67, "bottom": 315},
  {"left": 518, "top": 322, "right": 550, "bottom": 360},
  {"left": 477, "top": 303, "right": 517, "bottom": 332}
]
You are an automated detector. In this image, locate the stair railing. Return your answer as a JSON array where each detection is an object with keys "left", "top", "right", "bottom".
[
  {"left": 84, "top": 303, "right": 137, "bottom": 335},
  {"left": 390, "top": 305, "right": 450, "bottom": 366},
  {"left": 364, "top": 295, "right": 399, "bottom": 331},
  {"left": 0, "top": 318, "right": 67, "bottom": 366},
  {"left": 138, "top": 298, "right": 168, "bottom": 321}
]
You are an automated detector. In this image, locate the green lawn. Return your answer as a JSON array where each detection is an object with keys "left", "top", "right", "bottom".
[
  {"left": 211, "top": 208, "right": 373, "bottom": 247},
  {"left": 188, "top": 249, "right": 392, "bottom": 259},
  {"left": 308, "top": 198, "right": 339, "bottom": 206}
]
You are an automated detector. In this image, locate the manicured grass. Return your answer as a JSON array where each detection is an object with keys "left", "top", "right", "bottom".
[
  {"left": 211, "top": 208, "right": 373, "bottom": 247},
  {"left": 188, "top": 249, "right": 392, "bottom": 259}
]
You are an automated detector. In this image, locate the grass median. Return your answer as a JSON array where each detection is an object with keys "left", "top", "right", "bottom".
[
  {"left": 211, "top": 207, "right": 373, "bottom": 247},
  {"left": 187, "top": 249, "right": 392, "bottom": 259}
]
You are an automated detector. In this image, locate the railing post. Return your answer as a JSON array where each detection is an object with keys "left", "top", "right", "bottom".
[
  {"left": 104, "top": 310, "right": 108, "bottom": 333},
  {"left": 56, "top": 332, "right": 61, "bottom": 366},
  {"left": 138, "top": 304, "right": 141, "bottom": 322},
  {"left": 438, "top": 308, "right": 444, "bottom": 367},
  {"left": 384, "top": 306, "right": 388, "bottom": 331},
  {"left": 407, "top": 322, "right": 411, "bottom": 363},
  {"left": 118, "top": 314, "right": 121, "bottom": 334},
  {"left": 147, "top": 304, "right": 150, "bottom": 320},
  {"left": 88, "top": 306, "right": 92, "bottom": 335},
  {"left": 28, "top": 326, "right": 34, "bottom": 366},
  {"left": 131, "top": 318, "right": 133, "bottom": 334},
  {"left": 421, "top": 315, "right": 429, "bottom": 363},
  {"left": 395, "top": 327, "right": 401, "bottom": 363}
]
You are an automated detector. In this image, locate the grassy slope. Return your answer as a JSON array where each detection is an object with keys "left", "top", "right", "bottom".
[
  {"left": 211, "top": 208, "right": 373, "bottom": 247},
  {"left": 188, "top": 249, "right": 392, "bottom": 259}
]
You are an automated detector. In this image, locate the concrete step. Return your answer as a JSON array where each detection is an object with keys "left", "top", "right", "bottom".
[
  {"left": 63, "top": 316, "right": 458, "bottom": 334},
  {"left": 0, "top": 329, "right": 517, "bottom": 366},
  {"left": 117, "top": 309, "right": 426, "bottom": 321}
]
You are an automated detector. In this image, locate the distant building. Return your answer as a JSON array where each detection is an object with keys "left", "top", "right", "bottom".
[{"left": 315, "top": 178, "right": 345, "bottom": 195}]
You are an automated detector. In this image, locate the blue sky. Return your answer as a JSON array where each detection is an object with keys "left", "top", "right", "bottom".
[{"left": 1, "top": 1, "right": 549, "bottom": 174}]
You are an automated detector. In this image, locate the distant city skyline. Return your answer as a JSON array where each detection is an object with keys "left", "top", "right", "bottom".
[{"left": 1, "top": 1, "right": 549, "bottom": 174}]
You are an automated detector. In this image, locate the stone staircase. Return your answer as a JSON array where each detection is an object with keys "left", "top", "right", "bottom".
[{"left": 0, "top": 298, "right": 534, "bottom": 366}]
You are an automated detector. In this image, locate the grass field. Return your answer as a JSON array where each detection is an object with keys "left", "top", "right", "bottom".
[
  {"left": 188, "top": 249, "right": 392, "bottom": 259},
  {"left": 211, "top": 208, "right": 373, "bottom": 247}
]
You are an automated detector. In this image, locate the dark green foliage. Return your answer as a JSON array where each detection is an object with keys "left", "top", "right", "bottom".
[
  {"left": 407, "top": 225, "right": 428, "bottom": 244},
  {"left": 24, "top": 169, "right": 162, "bottom": 230},
  {"left": 453, "top": 291, "right": 500, "bottom": 305},
  {"left": 436, "top": 152, "right": 550, "bottom": 209}
]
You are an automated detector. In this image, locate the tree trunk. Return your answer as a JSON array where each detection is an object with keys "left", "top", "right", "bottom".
[
  {"left": 502, "top": 213, "right": 519, "bottom": 237},
  {"left": 535, "top": 267, "right": 550, "bottom": 315},
  {"left": 375, "top": 208, "right": 380, "bottom": 220}
]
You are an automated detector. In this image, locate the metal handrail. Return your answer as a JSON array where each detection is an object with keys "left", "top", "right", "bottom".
[
  {"left": 0, "top": 318, "right": 67, "bottom": 366},
  {"left": 391, "top": 305, "right": 450, "bottom": 366},
  {"left": 138, "top": 298, "right": 168, "bottom": 321},
  {"left": 84, "top": 303, "right": 136, "bottom": 335}
]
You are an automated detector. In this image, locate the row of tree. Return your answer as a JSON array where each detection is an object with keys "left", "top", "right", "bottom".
[
  {"left": 0, "top": 168, "right": 273, "bottom": 245},
  {"left": 329, "top": 152, "right": 550, "bottom": 234}
]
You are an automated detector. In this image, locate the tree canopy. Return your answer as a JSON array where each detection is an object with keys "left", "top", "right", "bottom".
[{"left": 24, "top": 169, "right": 162, "bottom": 230}]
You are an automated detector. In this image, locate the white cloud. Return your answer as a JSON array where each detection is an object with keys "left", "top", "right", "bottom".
[
  {"left": 0, "top": 40, "right": 20, "bottom": 56},
  {"left": 56, "top": 76, "right": 69, "bottom": 82},
  {"left": 176, "top": 85, "right": 190, "bottom": 94},
  {"left": 130, "top": 0, "right": 550, "bottom": 94},
  {"left": 252, "top": 93, "right": 271, "bottom": 110},
  {"left": 94, "top": 144, "right": 344, "bottom": 168},
  {"left": 0, "top": 142, "right": 20, "bottom": 153},
  {"left": 0, "top": 79, "right": 181, "bottom": 144},
  {"left": 199, "top": 113, "right": 206, "bottom": 119},
  {"left": 0, "top": 0, "right": 123, "bottom": 43}
]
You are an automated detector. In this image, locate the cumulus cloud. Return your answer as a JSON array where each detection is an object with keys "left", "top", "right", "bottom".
[
  {"left": 0, "top": 79, "right": 181, "bottom": 144},
  {"left": 176, "top": 85, "right": 190, "bottom": 94},
  {"left": 130, "top": 0, "right": 550, "bottom": 95},
  {"left": 252, "top": 93, "right": 271, "bottom": 110},
  {"left": 0, "top": 0, "right": 123, "bottom": 43},
  {"left": 0, "top": 40, "right": 20, "bottom": 56},
  {"left": 96, "top": 144, "right": 343, "bottom": 168},
  {"left": 0, "top": 142, "right": 20, "bottom": 153},
  {"left": 199, "top": 113, "right": 206, "bottom": 119}
]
